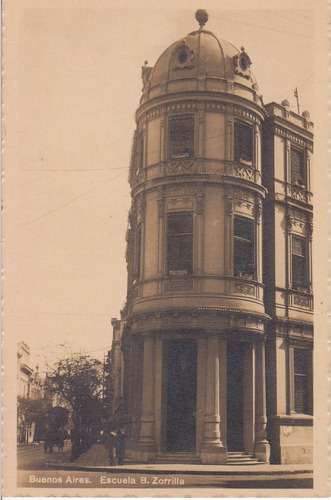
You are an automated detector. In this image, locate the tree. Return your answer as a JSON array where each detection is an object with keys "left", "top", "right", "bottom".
[
  {"left": 47, "top": 355, "right": 103, "bottom": 459},
  {"left": 17, "top": 397, "right": 51, "bottom": 443}
]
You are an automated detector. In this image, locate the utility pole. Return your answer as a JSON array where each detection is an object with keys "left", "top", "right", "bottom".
[{"left": 294, "top": 87, "right": 300, "bottom": 114}]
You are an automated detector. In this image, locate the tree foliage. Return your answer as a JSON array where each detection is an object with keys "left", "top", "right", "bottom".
[
  {"left": 17, "top": 397, "right": 50, "bottom": 428},
  {"left": 48, "top": 355, "right": 103, "bottom": 413},
  {"left": 47, "top": 355, "right": 104, "bottom": 459}
]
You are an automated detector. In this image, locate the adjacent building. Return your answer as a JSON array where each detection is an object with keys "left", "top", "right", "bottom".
[
  {"left": 110, "top": 10, "right": 313, "bottom": 465},
  {"left": 17, "top": 342, "right": 45, "bottom": 443}
]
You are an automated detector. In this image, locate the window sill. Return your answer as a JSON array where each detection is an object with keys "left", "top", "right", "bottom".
[{"left": 270, "top": 414, "right": 313, "bottom": 426}]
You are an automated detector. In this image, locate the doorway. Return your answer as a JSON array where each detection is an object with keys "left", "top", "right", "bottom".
[
  {"left": 164, "top": 339, "right": 197, "bottom": 452},
  {"left": 227, "top": 342, "right": 244, "bottom": 451}
]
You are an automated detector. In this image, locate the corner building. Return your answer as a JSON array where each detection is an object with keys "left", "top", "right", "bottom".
[{"left": 116, "top": 11, "right": 313, "bottom": 465}]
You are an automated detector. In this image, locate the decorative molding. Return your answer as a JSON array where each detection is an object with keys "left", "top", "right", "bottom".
[
  {"left": 157, "top": 198, "right": 165, "bottom": 218},
  {"left": 167, "top": 103, "right": 196, "bottom": 113},
  {"left": 255, "top": 201, "right": 262, "bottom": 224},
  {"left": 293, "top": 294, "right": 311, "bottom": 308},
  {"left": 227, "top": 186, "right": 255, "bottom": 202},
  {"left": 287, "top": 185, "right": 310, "bottom": 203},
  {"left": 172, "top": 40, "right": 195, "bottom": 71},
  {"left": 196, "top": 195, "right": 205, "bottom": 215},
  {"left": 205, "top": 103, "right": 226, "bottom": 111},
  {"left": 164, "top": 280, "right": 193, "bottom": 292},
  {"left": 129, "top": 308, "right": 267, "bottom": 333},
  {"left": 234, "top": 200, "right": 254, "bottom": 215},
  {"left": 273, "top": 126, "right": 312, "bottom": 149},
  {"left": 232, "top": 164, "right": 255, "bottom": 181},
  {"left": 226, "top": 196, "right": 234, "bottom": 216},
  {"left": 233, "top": 48, "right": 252, "bottom": 80},
  {"left": 166, "top": 160, "right": 196, "bottom": 175},
  {"left": 287, "top": 213, "right": 293, "bottom": 232},
  {"left": 165, "top": 185, "right": 197, "bottom": 197},
  {"left": 234, "top": 283, "right": 255, "bottom": 296}
]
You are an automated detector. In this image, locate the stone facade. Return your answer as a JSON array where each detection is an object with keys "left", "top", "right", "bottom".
[{"left": 110, "top": 11, "right": 313, "bottom": 465}]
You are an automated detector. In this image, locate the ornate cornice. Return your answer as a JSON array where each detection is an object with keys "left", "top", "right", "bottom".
[{"left": 124, "top": 307, "right": 269, "bottom": 336}]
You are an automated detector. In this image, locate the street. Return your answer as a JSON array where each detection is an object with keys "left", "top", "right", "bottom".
[
  {"left": 17, "top": 444, "right": 313, "bottom": 489},
  {"left": 17, "top": 442, "right": 72, "bottom": 470}
]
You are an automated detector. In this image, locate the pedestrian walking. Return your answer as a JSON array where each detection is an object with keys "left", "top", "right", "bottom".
[
  {"left": 107, "top": 428, "right": 117, "bottom": 466},
  {"left": 116, "top": 427, "right": 126, "bottom": 465}
]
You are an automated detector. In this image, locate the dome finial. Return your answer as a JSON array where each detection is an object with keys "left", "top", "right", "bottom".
[{"left": 195, "top": 9, "right": 208, "bottom": 29}]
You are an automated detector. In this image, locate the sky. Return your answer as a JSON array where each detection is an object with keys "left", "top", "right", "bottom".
[{"left": 5, "top": 0, "right": 318, "bottom": 372}]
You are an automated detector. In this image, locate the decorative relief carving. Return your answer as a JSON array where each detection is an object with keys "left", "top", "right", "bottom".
[
  {"left": 131, "top": 309, "right": 266, "bottom": 332},
  {"left": 167, "top": 103, "right": 196, "bottom": 112},
  {"left": 157, "top": 198, "right": 165, "bottom": 218},
  {"left": 288, "top": 207, "right": 308, "bottom": 223},
  {"left": 255, "top": 201, "right": 262, "bottom": 224},
  {"left": 227, "top": 187, "right": 254, "bottom": 202},
  {"left": 226, "top": 196, "right": 234, "bottom": 216},
  {"left": 234, "top": 284, "right": 255, "bottom": 296},
  {"left": 293, "top": 294, "right": 311, "bottom": 308},
  {"left": 196, "top": 196, "right": 204, "bottom": 214},
  {"left": 233, "top": 48, "right": 252, "bottom": 79},
  {"left": 164, "top": 280, "right": 193, "bottom": 292},
  {"left": 165, "top": 185, "right": 197, "bottom": 196},
  {"left": 168, "top": 197, "right": 191, "bottom": 206},
  {"left": 172, "top": 40, "right": 195, "bottom": 71},
  {"left": 287, "top": 214, "right": 293, "bottom": 232},
  {"left": 233, "top": 165, "right": 255, "bottom": 181},
  {"left": 307, "top": 221, "right": 313, "bottom": 239},
  {"left": 166, "top": 160, "right": 195, "bottom": 175},
  {"left": 234, "top": 200, "right": 254, "bottom": 214},
  {"left": 206, "top": 103, "right": 226, "bottom": 111},
  {"left": 288, "top": 185, "right": 309, "bottom": 203}
]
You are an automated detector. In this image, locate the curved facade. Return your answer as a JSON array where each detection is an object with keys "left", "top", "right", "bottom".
[{"left": 113, "top": 11, "right": 313, "bottom": 465}]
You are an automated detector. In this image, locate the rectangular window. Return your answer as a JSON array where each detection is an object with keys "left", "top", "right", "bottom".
[
  {"left": 294, "top": 348, "right": 309, "bottom": 414},
  {"left": 291, "top": 147, "right": 305, "bottom": 186},
  {"left": 136, "top": 224, "right": 142, "bottom": 279},
  {"left": 136, "top": 132, "right": 144, "bottom": 169},
  {"left": 234, "top": 122, "right": 253, "bottom": 163},
  {"left": 292, "top": 235, "right": 308, "bottom": 289},
  {"left": 234, "top": 216, "right": 255, "bottom": 278},
  {"left": 169, "top": 115, "right": 194, "bottom": 160},
  {"left": 167, "top": 212, "right": 193, "bottom": 275}
]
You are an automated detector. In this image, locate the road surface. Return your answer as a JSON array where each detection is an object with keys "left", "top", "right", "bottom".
[{"left": 18, "top": 442, "right": 72, "bottom": 470}]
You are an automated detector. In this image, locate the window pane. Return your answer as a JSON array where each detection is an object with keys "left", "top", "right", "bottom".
[
  {"left": 137, "top": 224, "right": 142, "bottom": 278},
  {"left": 291, "top": 148, "right": 304, "bottom": 184},
  {"left": 292, "top": 236, "right": 307, "bottom": 288},
  {"left": 234, "top": 122, "right": 253, "bottom": 162},
  {"left": 292, "top": 236, "right": 305, "bottom": 256},
  {"left": 167, "top": 212, "right": 193, "bottom": 274},
  {"left": 234, "top": 216, "right": 254, "bottom": 241},
  {"left": 234, "top": 216, "right": 255, "bottom": 277},
  {"left": 294, "top": 349, "right": 309, "bottom": 414},
  {"left": 169, "top": 116, "right": 194, "bottom": 159}
]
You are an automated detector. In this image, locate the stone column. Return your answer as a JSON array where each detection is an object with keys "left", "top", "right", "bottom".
[
  {"left": 254, "top": 340, "right": 270, "bottom": 463},
  {"left": 200, "top": 336, "right": 227, "bottom": 464},
  {"left": 130, "top": 339, "right": 142, "bottom": 443},
  {"left": 135, "top": 336, "right": 156, "bottom": 462}
]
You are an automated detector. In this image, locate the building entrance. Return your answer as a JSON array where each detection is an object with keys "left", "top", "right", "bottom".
[
  {"left": 227, "top": 342, "right": 244, "bottom": 451},
  {"left": 164, "top": 339, "right": 197, "bottom": 452}
]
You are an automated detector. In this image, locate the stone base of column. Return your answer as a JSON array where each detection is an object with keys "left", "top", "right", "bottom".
[
  {"left": 200, "top": 442, "right": 227, "bottom": 464},
  {"left": 131, "top": 440, "right": 157, "bottom": 463},
  {"left": 254, "top": 441, "right": 270, "bottom": 463}
]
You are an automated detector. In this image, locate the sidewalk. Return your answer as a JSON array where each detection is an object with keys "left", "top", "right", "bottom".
[{"left": 48, "top": 444, "right": 313, "bottom": 477}]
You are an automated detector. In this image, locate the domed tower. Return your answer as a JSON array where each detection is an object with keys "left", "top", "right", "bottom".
[{"left": 121, "top": 10, "right": 270, "bottom": 464}]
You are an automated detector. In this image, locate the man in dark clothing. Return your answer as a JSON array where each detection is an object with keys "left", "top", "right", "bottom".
[
  {"left": 116, "top": 427, "right": 126, "bottom": 465},
  {"left": 107, "top": 429, "right": 117, "bottom": 466}
]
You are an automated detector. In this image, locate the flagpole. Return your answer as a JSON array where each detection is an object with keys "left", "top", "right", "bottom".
[{"left": 294, "top": 87, "right": 300, "bottom": 114}]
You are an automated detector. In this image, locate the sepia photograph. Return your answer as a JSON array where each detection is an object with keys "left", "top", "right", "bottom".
[{"left": 2, "top": 0, "right": 330, "bottom": 497}]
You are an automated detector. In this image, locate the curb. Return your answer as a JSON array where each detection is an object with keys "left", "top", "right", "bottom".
[{"left": 47, "top": 463, "right": 313, "bottom": 476}]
